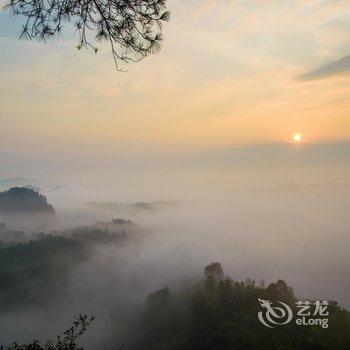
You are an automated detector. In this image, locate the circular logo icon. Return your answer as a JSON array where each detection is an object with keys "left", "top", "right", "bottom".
[{"left": 258, "top": 298, "right": 293, "bottom": 328}]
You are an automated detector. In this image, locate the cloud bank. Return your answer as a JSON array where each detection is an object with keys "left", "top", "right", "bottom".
[{"left": 299, "top": 55, "right": 350, "bottom": 81}]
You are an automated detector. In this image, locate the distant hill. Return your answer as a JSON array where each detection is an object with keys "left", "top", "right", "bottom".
[
  {"left": 249, "top": 182, "right": 350, "bottom": 195},
  {"left": 0, "top": 187, "right": 55, "bottom": 214},
  {"left": 0, "top": 177, "right": 61, "bottom": 192},
  {"left": 87, "top": 201, "right": 176, "bottom": 212}
]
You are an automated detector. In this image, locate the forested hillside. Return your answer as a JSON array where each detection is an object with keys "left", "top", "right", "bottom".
[
  {"left": 0, "top": 219, "right": 132, "bottom": 311},
  {"left": 114, "top": 263, "right": 350, "bottom": 350},
  {"left": 0, "top": 187, "right": 55, "bottom": 214}
]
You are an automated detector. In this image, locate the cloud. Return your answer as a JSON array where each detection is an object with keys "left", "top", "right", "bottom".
[{"left": 299, "top": 55, "right": 350, "bottom": 81}]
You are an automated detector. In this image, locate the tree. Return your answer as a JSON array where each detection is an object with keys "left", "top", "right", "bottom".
[
  {"left": 1, "top": 314, "right": 94, "bottom": 350},
  {"left": 204, "top": 262, "right": 224, "bottom": 281},
  {"left": 4, "top": 0, "right": 170, "bottom": 70},
  {"left": 264, "top": 279, "right": 295, "bottom": 305}
]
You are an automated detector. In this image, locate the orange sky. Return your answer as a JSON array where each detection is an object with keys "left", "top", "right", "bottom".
[{"left": 1, "top": 0, "right": 350, "bottom": 149}]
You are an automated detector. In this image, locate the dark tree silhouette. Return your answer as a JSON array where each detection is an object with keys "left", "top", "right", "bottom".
[
  {"left": 1, "top": 314, "right": 94, "bottom": 349},
  {"left": 0, "top": 187, "right": 55, "bottom": 214},
  {"left": 204, "top": 262, "right": 224, "bottom": 280},
  {"left": 4, "top": 0, "right": 170, "bottom": 70}
]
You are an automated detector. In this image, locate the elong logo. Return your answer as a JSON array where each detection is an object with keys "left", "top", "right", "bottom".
[{"left": 258, "top": 298, "right": 329, "bottom": 328}]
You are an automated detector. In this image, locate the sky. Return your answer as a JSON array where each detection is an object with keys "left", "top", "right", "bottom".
[{"left": 1, "top": 0, "right": 350, "bottom": 183}]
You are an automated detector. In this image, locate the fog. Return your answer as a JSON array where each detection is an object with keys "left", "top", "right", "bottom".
[{"left": 0, "top": 142, "right": 349, "bottom": 347}]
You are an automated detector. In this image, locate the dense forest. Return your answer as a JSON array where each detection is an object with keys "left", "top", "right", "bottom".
[
  {"left": 0, "top": 219, "right": 133, "bottom": 311},
  {"left": 0, "top": 187, "right": 55, "bottom": 214},
  {"left": 111, "top": 263, "right": 350, "bottom": 350},
  {"left": 2, "top": 262, "right": 349, "bottom": 349}
]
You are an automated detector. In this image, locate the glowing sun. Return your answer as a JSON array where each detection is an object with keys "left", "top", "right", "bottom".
[{"left": 293, "top": 133, "right": 302, "bottom": 142}]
